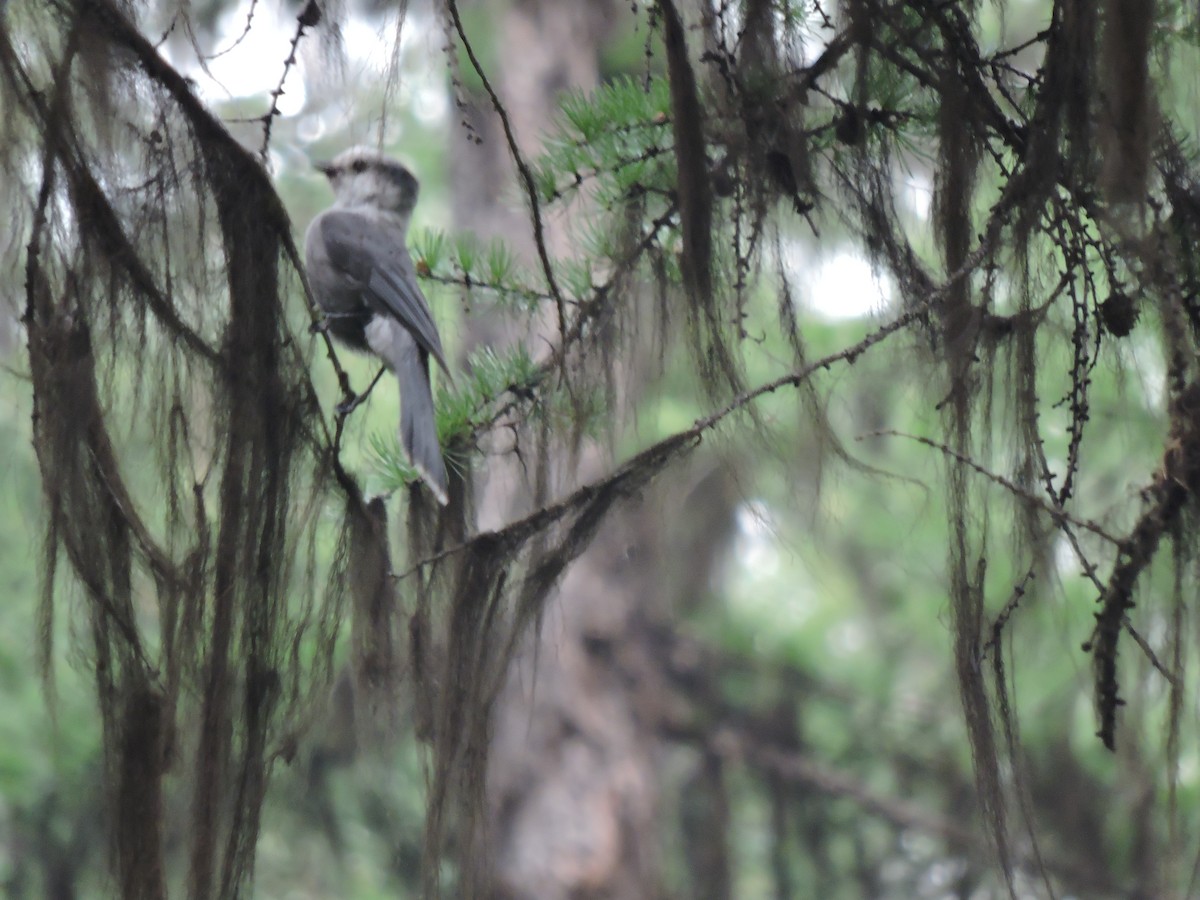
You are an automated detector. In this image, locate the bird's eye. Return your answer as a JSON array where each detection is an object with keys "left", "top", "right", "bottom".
[{"left": 352, "top": 159, "right": 368, "bottom": 173}]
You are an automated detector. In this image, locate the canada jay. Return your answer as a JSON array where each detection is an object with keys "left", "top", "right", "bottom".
[{"left": 305, "top": 148, "right": 451, "bottom": 505}]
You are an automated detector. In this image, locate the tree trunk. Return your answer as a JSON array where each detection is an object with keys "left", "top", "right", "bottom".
[{"left": 445, "top": 3, "right": 739, "bottom": 896}]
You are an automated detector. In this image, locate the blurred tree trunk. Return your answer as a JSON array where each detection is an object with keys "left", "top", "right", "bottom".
[{"left": 447, "top": 3, "right": 741, "bottom": 897}]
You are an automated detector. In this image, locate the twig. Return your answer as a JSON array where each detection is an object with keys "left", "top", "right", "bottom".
[
  {"left": 259, "top": 0, "right": 321, "bottom": 162},
  {"left": 275, "top": 231, "right": 368, "bottom": 464},
  {"left": 444, "top": 0, "right": 569, "bottom": 343},
  {"left": 984, "top": 568, "right": 1036, "bottom": 659},
  {"left": 397, "top": 301, "right": 926, "bottom": 581},
  {"left": 869, "top": 430, "right": 1120, "bottom": 545},
  {"left": 398, "top": 190, "right": 1012, "bottom": 576},
  {"left": 332, "top": 365, "right": 387, "bottom": 451},
  {"left": 205, "top": 0, "right": 260, "bottom": 61},
  {"left": 1123, "top": 618, "right": 1177, "bottom": 684}
]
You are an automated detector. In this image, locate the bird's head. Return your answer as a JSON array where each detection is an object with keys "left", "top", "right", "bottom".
[{"left": 317, "top": 147, "right": 419, "bottom": 217}]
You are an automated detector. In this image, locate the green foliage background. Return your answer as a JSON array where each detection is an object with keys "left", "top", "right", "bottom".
[{"left": 3, "top": 0, "right": 1199, "bottom": 897}]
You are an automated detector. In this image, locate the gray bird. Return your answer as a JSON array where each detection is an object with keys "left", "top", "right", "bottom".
[{"left": 305, "top": 148, "right": 451, "bottom": 505}]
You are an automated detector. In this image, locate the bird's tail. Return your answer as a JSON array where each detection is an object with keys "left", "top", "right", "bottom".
[
  {"left": 399, "top": 353, "right": 449, "bottom": 505},
  {"left": 369, "top": 318, "right": 449, "bottom": 505}
]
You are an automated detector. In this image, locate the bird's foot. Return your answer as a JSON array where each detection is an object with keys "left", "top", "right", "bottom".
[{"left": 336, "top": 393, "right": 366, "bottom": 417}]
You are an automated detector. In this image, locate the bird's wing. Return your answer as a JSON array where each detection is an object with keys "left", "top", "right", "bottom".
[{"left": 313, "top": 209, "right": 451, "bottom": 377}]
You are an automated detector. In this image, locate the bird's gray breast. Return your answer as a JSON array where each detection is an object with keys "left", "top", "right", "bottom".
[{"left": 304, "top": 209, "right": 386, "bottom": 351}]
